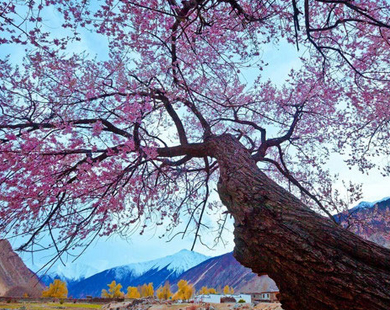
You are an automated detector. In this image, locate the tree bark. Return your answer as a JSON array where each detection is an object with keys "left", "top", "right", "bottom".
[{"left": 209, "top": 134, "right": 390, "bottom": 310}]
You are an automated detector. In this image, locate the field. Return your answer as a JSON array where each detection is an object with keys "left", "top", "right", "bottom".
[
  {"left": 105, "top": 302, "right": 283, "bottom": 310},
  {"left": 151, "top": 304, "right": 282, "bottom": 310},
  {"left": 0, "top": 301, "right": 283, "bottom": 310},
  {"left": 149, "top": 303, "right": 282, "bottom": 310},
  {"left": 0, "top": 302, "right": 102, "bottom": 309}
]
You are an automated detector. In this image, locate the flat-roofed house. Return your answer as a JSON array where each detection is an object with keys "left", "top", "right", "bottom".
[
  {"left": 194, "top": 294, "right": 251, "bottom": 304},
  {"left": 258, "top": 291, "right": 279, "bottom": 302}
]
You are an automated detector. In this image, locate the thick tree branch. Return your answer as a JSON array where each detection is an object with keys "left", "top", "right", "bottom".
[
  {"left": 158, "top": 93, "right": 188, "bottom": 145},
  {"left": 0, "top": 118, "right": 133, "bottom": 139},
  {"left": 253, "top": 107, "right": 302, "bottom": 161},
  {"left": 179, "top": 97, "right": 212, "bottom": 137},
  {"left": 157, "top": 142, "right": 210, "bottom": 158},
  {"left": 315, "top": 0, "right": 390, "bottom": 29}
]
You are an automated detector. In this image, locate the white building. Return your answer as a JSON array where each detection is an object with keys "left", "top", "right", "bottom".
[{"left": 194, "top": 294, "right": 251, "bottom": 304}]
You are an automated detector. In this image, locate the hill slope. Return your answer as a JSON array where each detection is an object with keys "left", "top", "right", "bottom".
[
  {"left": 0, "top": 239, "right": 44, "bottom": 297},
  {"left": 337, "top": 197, "right": 390, "bottom": 248},
  {"left": 178, "top": 252, "right": 277, "bottom": 293}
]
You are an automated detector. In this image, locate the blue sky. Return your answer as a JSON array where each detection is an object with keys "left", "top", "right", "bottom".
[{"left": 14, "top": 213, "right": 235, "bottom": 274}]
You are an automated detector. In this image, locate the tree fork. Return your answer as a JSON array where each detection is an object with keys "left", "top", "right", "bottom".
[{"left": 210, "top": 134, "right": 390, "bottom": 310}]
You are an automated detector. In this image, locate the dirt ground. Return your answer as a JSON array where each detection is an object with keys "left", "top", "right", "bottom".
[
  {"left": 0, "top": 301, "right": 283, "bottom": 310},
  {"left": 104, "top": 302, "right": 283, "bottom": 310},
  {"left": 252, "top": 303, "right": 282, "bottom": 310},
  {"left": 148, "top": 303, "right": 283, "bottom": 310},
  {"left": 0, "top": 302, "right": 102, "bottom": 309}
]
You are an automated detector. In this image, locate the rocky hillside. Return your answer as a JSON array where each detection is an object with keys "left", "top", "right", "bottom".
[
  {"left": 336, "top": 197, "right": 390, "bottom": 248},
  {"left": 0, "top": 239, "right": 44, "bottom": 297},
  {"left": 178, "top": 252, "right": 277, "bottom": 293}
]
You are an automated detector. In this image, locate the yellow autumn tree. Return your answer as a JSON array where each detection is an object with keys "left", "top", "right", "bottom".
[
  {"left": 102, "top": 280, "right": 124, "bottom": 298},
  {"left": 156, "top": 282, "right": 172, "bottom": 300},
  {"left": 42, "top": 279, "right": 68, "bottom": 299},
  {"left": 140, "top": 283, "right": 154, "bottom": 297},
  {"left": 223, "top": 285, "right": 234, "bottom": 295},
  {"left": 127, "top": 286, "right": 141, "bottom": 299},
  {"left": 198, "top": 286, "right": 209, "bottom": 295},
  {"left": 198, "top": 286, "right": 217, "bottom": 295},
  {"left": 173, "top": 280, "right": 194, "bottom": 301},
  {"left": 208, "top": 288, "right": 217, "bottom": 294}
]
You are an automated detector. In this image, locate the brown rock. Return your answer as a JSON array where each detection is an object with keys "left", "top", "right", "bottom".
[{"left": 0, "top": 239, "right": 44, "bottom": 297}]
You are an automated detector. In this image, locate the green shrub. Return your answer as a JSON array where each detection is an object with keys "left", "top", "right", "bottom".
[{"left": 238, "top": 299, "right": 246, "bottom": 303}]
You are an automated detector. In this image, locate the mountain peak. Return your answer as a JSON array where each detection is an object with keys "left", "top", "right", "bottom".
[
  {"left": 178, "top": 248, "right": 192, "bottom": 253},
  {"left": 67, "top": 249, "right": 212, "bottom": 297},
  {"left": 112, "top": 249, "right": 211, "bottom": 280},
  {"left": 350, "top": 196, "right": 390, "bottom": 212}
]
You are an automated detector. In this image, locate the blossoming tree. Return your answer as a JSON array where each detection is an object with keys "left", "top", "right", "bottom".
[{"left": 1, "top": 1, "right": 390, "bottom": 309}]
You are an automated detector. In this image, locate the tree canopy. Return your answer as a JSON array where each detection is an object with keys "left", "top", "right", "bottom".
[
  {"left": 101, "top": 280, "right": 124, "bottom": 298},
  {"left": 156, "top": 282, "right": 172, "bottom": 300},
  {"left": 42, "top": 279, "right": 68, "bottom": 299},
  {"left": 173, "top": 280, "right": 194, "bottom": 301},
  {"left": 1, "top": 1, "right": 390, "bottom": 308},
  {"left": 223, "top": 285, "right": 234, "bottom": 295},
  {"left": 126, "top": 286, "right": 141, "bottom": 299},
  {"left": 198, "top": 286, "right": 217, "bottom": 295},
  {"left": 140, "top": 283, "right": 154, "bottom": 298},
  {"left": 1, "top": 0, "right": 389, "bottom": 255}
]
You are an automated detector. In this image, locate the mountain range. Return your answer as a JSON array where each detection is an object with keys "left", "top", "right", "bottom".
[
  {"left": 65, "top": 249, "right": 210, "bottom": 297},
  {"left": 62, "top": 250, "right": 278, "bottom": 298},
  {"left": 2, "top": 196, "right": 388, "bottom": 298},
  {"left": 49, "top": 197, "right": 390, "bottom": 298}
]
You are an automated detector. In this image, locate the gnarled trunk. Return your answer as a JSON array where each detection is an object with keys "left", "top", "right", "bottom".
[{"left": 209, "top": 134, "right": 390, "bottom": 310}]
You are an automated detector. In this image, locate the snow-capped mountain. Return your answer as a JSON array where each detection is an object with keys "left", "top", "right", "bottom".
[
  {"left": 68, "top": 249, "right": 210, "bottom": 297},
  {"left": 112, "top": 249, "right": 209, "bottom": 279},
  {"left": 336, "top": 196, "right": 390, "bottom": 249},
  {"left": 349, "top": 197, "right": 390, "bottom": 212},
  {"left": 69, "top": 251, "right": 279, "bottom": 298},
  {"left": 39, "top": 263, "right": 100, "bottom": 286}
]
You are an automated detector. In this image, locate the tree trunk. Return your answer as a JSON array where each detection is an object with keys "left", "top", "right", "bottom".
[{"left": 209, "top": 134, "right": 390, "bottom": 310}]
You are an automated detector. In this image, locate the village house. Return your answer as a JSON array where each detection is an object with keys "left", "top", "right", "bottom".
[
  {"left": 194, "top": 294, "right": 252, "bottom": 304},
  {"left": 246, "top": 291, "right": 279, "bottom": 303}
]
